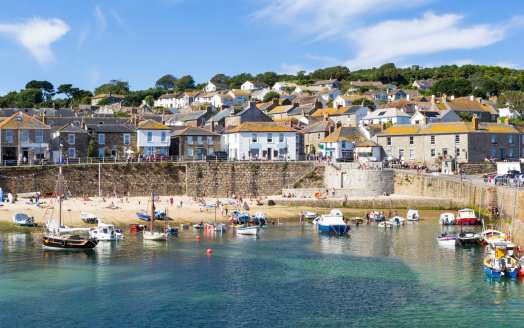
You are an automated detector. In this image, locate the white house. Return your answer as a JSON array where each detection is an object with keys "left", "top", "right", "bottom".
[
  {"left": 154, "top": 93, "right": 181, "bottom": 109},
  {"left": 412, "top": 80, "right": 436, "bottom": 91},
  {"left": 211, "top": 94, "right": 235, "bottom": 108},
  {"left": 319, "top": 126, "right": 367, "bottom": 160},
  {"left": 228, "top": 90, "right": 249, "bottom": 106},
  {"left": 316, "top": 89, "right": 342, "bottom": 101},
  {"left": 204, "top": 81, "right": 230, "bottom": 92},
  {"left": 136, "top": 119, "right": 171, "bottom": 156},
  {"left": 410, "top": 110, "right": 461, "bottom": 125},
  {"left": 273, "top": 82, "right": 298, "bottom": 91},
  {"left": 361, "top": 108, "right": 412, "bottom": 125},
  {"left": 293, "top": 85, "right": 328, "bottom": 93},
  {"left": 227, "top": 122, "right": 297, "bottom": 160},
  {"left": 241, "top": 81, "right": 270, "bottom": 91},
  {"left": 312, "top": 79, "right": 340, "bottom": 89},
  {"left": 498, "top": 107, "right": 520, "bottom": 119}
]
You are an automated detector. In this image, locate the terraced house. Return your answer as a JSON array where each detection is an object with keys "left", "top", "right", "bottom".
[{"left": 376, "top": 118, "right": 524, "bottom": 163}]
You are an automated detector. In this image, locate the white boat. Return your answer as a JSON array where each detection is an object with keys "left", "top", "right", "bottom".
[
  {"left": 252, "top": 212, "right": 267, "bottom": 223},
  {"left": 437, "top": 233, "right": 457, "bottom": 246},
  {"left": 143, "top": 192, "right": 167, "bottom": 241},
  {"left": 236, "top": 226, "right": 260, "bottom": 235},
  {"left": 193, "top": 223, "right": 204, "bottom": 229},
  {"left": 439, "top": 213, "right": 455, "bottom": 225},
  {"left": 17, "top": 192, "right": 40, "bottom": 198},
  {"left": 304, "top": 211, "right": 317, "bottom": 219},
  {"left": 317, "top": 210, "right": 349, "bottom": 234},
  {"left": 389, "top": 216, "right": 405, "bottom": 226},
  {"left": 45, "top": 218, "right": 69, "bottom": 232},
  {"left": 378, "top": 221, "right": 394, "bottom": 228},
  {"left": 12, "top": 213, "right": 35, "bottom": 226},
  {"left": 407, "top": 209, "right": 419, "bottom": 221},
  {"left": 205, "top": 222, "right": 227, "bottom": 231},
  {"left": 90, "top": 221, "right": 123, "bottom": 241},
  {"left": 456, "top": 208, "right": 480, "bottom": 225},
  {"left": 481, "top": 225, "right": 508, "bottom": 246},
  {"left": 80, "top": 212, "right": 98, "bottom": 224}
]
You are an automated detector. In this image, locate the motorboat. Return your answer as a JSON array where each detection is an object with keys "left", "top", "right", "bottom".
[
  {"left": 304, "top": 211, "right": 317, "bottom": 219},
  {"left": 456, "top": 209, "right": 480, "bottom": 225},
  {"left": 457, "top": 230, "right": 482, "bottom": 245},
  {"left": 252, "top": 212, "right": 267, "bottom": 224},
  {"left": 164, "top": 224, "right": 178, "bottom": 234},
  {"left": 205, "top": 222, "right": 227, "bottom": 231},
  {"left": 317, "top": 210, "right": 350, "bottom": 234},
  {"left": 136, "top": 210, "right": 150, "bottom": 221},
  {"left": 129, "top": 224, "right": 146, "bottom": 231},
  {"left": 407, "top": 209, "right": 419, "bottom": 221},
  {"left": 350, "top": 217, "right": 364, "bottom": 224},
  {"left": 90, "top": 221, "right": 124, "bottom": 241},
  {"left": 193, "top": 223, "right": 204, "bottom": 229},
  {"left": 371, "top": 211, "right": 384, "bottom": 221},
  {"left": 389, "top": 216, "right": 405, "bottom": 226},
  {"left": 236, "top": 226, "right": 260, "bottom": 235},
  {"left": 484, "top": 242, "right": 519, "bottom": 277},
  {"left": 378, "top": 221, "right": 394, "bottom": 228},
  {"left": 439, "top": 213, "right": 455, "bottom": 225},
  {"left": 180, "top": 223, "right": 190, "bottom": 229},
  {"left": 13, "top": 213, "right": 35, "bottom": 227},
  {"left": 437, "top": 233, "right": 457, "bottom": 246},
  {"left": 229, "top": 211, "right": 250, "bottom": 224},
  {"left": 481, "top": 226, "right": 508, "bottom": 245},
  {"left": 80, "top": 212, "right": 98, "bottom": 224}
]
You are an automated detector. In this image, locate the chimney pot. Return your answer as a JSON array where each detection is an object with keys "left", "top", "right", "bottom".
[
  {"left": 472, "top": 117, "right": 479, "bottom": 130},
  {"left": 431, "top": 95, "right": 436, "bottom": 104},
  {"left": 210, "top": 119, "right": 215, "bottom": 132}
]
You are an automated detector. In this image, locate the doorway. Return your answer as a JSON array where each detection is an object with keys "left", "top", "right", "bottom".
[{"left": 197, "top": 148, "right": 203, "bottom": 160}]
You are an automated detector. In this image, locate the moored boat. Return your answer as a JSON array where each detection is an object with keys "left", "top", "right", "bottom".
[
  {"left": 484, "top": 242, "right": 519, "bottom": 277},
  {"left": 304, "top": 211, "right": 317, "bottom": 220},
  {"left": 378, "top": 221, "right": 394, "bottom": 228},
  {"left": 80, "top": 212, "right": 98, "bottom": 224},
  {"left": 481, "top": 226, "right": 508, "bottom": 245},
  {"left": 193, "top": 223, "right": 204, "bottom": 229},
  {"left": 437, "top": 233, "right": 457, "bottom": 246},
  {"left": 91, "top": 221, "right": 124, "bottom": 241},
  {"left": 407, "top": 209, "right": 419, "bottom": 221},
  {"left": 457, "top": 230, "right": 481, "bottom": 245},
  {"left": 456, "top": 209, "right": 480, "bottom": 225},
  {"left": 136, "top": 210, "right": 150, "bottom": 221},
  {"left": 129, "top": 224, "right": 146, "bottom": 231},
  {"left": 13, "top": 213, "right": 34, "bottom": 227},
  {"left": 439, "top": 213, "right": 455, "bottom": 225},
  {"left": 252, "top": 212, "right": 267, "bottom": 224},
  {"left": 236, "top": 226, "right": 260, "bottom": 235},
  {"left": 389, "top": 216, "right": 405, "bottom": 226},
  {"left": 143, "top": 192, "right": 167, "bottom": 241},
  {"left": 317, "top": 210, "right": 350, "bottom": 234},
  {"left": 205, "top": 222, "right": 227, "bottom": 231}
]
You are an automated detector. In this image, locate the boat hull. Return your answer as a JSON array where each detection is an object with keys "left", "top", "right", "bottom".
[
  {"left": 129, "top": 224, "right": 146, "bottom": 231},
  {"left": 318, "top": 223, "right": 350, "bottom": 234},
  {"left": 42, "top": 235, "right": 99, "bottom": 249},
  {"left": 455, "top": 219, "right": 479, "bottom": 225},
  {"left": 143, "top": 232, "right": 167, "bottom": 241},
  {"left": 237, "top": 227, "right": 260, "bottom": 235}
]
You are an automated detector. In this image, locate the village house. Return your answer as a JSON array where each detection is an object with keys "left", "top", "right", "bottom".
[
  {"left": 227, "top": 122, "right": 298, "bottom": 160},
  {"left": 410, "top": 110, "right": 461, "bottom": 125},
  {"left": 228, "top": 90, "right": 249, "bottom": 106},
  {"left": 361, "top": 107, "right": 412, "bottom": 125},
  {"left": 363, "top": 90, "right": 389, "bottom": 102},
  {"left": 204, "top": 81, "right": 230, "bottom": 92},
  {"left": 412, "top": 80, "right": 436, "bottom": 91},
  {"left": 319, "top": 126, "right": 367, "bottom": 160},
  {"left": 154, "top": 93, "right": 182, "bottom": 109},
  {"left": 347, "top": 80, "right": 396, "bottom": 92},
  {"left": 312, "top": 79, "right": 340, "bottom": 89},
  {"left": 209, "top": 102, "right": 272, "bottom": 127},
  {"left": 241, "top": 81, "right": 270, "bottom": 91},
  {"left": 91, "top": 93, "right": 127, "bottom": 106},
  {"left": 85, "top": 124, "right": 136, "bottom": 159},
  {"left": 52, "top": 122, "right": 89, "bottom": 161},
  {"left": 211, "top": 93, "right": 235, "bottom": 109},
  {"left": 315, "top": 89, "right": 343, "bottom": 101},
  {"left": 301, "top": 121, "right": 335, "bottom": 155},
  {"left": 136, "top": 119, "right": 171, "bottom": 156},
  {"left": 272, "top": 81, "right": 298, "bottom": 91},
  {"left": 166, "top": 108, "right": 215, "bottom": 127},
  {"left": 430, "top": 95, "right": 498, "bottom": 122},
  {"left": 171, "top": 126, "right": 221, "bottom": 160}
]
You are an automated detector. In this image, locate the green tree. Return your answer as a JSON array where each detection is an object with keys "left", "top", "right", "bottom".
[
  {"left": 262, "top": 91, "right": 280, "bottom": 103},
  {"left": 97, "top": 97, "right": 111, "bottom": 106},
  {"left": 452, "top": 77, "right": 473, "bottom": 96},
  {"left": 497, "top": 90, "right": 524, "bottom": 118},
  {"left": 87, "top": 133, "right": 98, "bottom": 157},
  {"left": 310, "top": 145, "right": 316, "bottom": 155},
  {"left": 155, "top": 74, "right": 177, "bottom": 90},
  {"left": 375, "top": 63, "right": 399, "bottom": 83},
  {"left": 94, "top": 80, "right": 130, "bottom": 95},
  {"left": 173, "top": 75, "right": 195, "bottom": 91},
  {"left": 472, "top": 88, "right": 486, "bottom": 99},
  {"left": 482, "top": 78, "right": 500, "bottom": 96},
  {"left": 114, "top": 111, "right": 131, "bottom": 117},
  {"left": 210, "top": 74, "right": 230, "bottom": 85},
  {"left": 432, "top": 77, "right": 472, "bottom": 97},
  {"left": 144, "top": 95, "right": 154, "bottom": 106},
  {"left": 57, "top": 84, "right": 81, "bottom": 107},
  {"left": 351, "top": 97, "right": 375, "bottom": 110},
  {"left": 457, "top": 111, "right": 473, "bottom": 122},
  {"left": 16, "top": 88, "right": 43, "bottom": 107},
  {"left": 25, "top": 80, "right": 55, "bottom": 100}
]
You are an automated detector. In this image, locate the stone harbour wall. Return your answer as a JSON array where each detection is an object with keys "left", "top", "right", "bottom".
[
  {"left": 324, "top": 165, "right": 394, "bottom": 196},
  {"left": 458, "top": 163, "right": 497, "bottom": 175}
]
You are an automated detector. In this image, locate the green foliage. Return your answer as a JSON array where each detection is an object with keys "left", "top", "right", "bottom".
[
  {"left": 155, "top": 74, "right": 177, "bottom": 90},
  {"left": 173, "top": 75, "right": 195, "bottom": 91},
  {"left": 25, "top": 80, "right": 55, "bottom": 100},
  {"left": 310, "top": 145, "right": 316, "bottom": 155},
  {"left": 114, "top": 111, "right": 131, "bottom": 117},
  {"left": 87, "top": 133, "right": 98, "bottom": 157},
  {"left": 16, "top": 88, "right": 43, "bottom": 107},
  {"left": 262, "top": 91, "right": 280, "bottom": 103},
  {"left": 472, "top": 88, "right": 486, "bottom": 99},
  {"left": 80, "top": 96, "right": 92, "bottom": 105},
  {"left": 94, "top": 80, "right": 130, "bottom": 95},
  {"left": 350, "top": 97, "right": 375, "bottom": 110},
  {"left": 374, "top": 63, "right": 400, "bottom": 84},
  {"left": 144, "top": 95, "right": 154, "bottom": 106},
  {"left": 210, "top": 74, "right": 230, "bottom": 84},
  {"left": 482, "top": 78, "right": 500, "bottom": 96},
  {"left": 310, "top": 66, "right": 350, "bottom": 81},
  {"left": 497, "top": 90, "right": 524, "bottom": 118},
  {"left": 97, "top": 97, "right": 111, "bottom": 106},
  {"left": 457, "top": 111, "right": 473, "bottom": 122},
  {"left": 432, "top": 77, "right": 472, "bottom": 97}
]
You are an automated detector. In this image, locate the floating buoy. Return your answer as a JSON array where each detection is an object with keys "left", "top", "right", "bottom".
[
  {"left": 196, "top": 236, "right": 200, "bottom": 241},
  {"left": 207, "top": 249, "right": 213, "bottom": 254}
]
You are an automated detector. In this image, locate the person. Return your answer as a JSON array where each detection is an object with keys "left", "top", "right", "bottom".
[
  {"left": 394, "top": 210, "right": 398, "bottom": 216},
  {"left": 365, "top": 211, "right": 370, "bottom": 224},
  {"left": 299, "top": 212, "right": 304, "bottom": 225},
  {"left": 388, "top": 210, "right": 391, "bottom": 219},
  {"left": 224, "top": 204, "right": 228, "bottom": 216},
  {"left": 332, "top": 188, "right": 335, "bottom": 198},
  {"left": 180, "top": 200, "right": 183, "bottom": 208},
  {"left": 23, "top": 156, "right": 27, "bottom": 165},
  {"left": 170, "top": 197, "right": 173, "bottom": 206},
  {"left": 220, "top": 204, "right": 224, "bottom": 216},
  {"left": 272, "top": 220, "right": 275, "bottom": 226}
]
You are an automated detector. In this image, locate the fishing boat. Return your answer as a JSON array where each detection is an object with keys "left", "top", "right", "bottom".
[
  {"left": 457, "top": 230, "right": 482, "bottom": 245},
  {"left": 484, "top": 242, "right": 519, "bottom": 277},
  {"left": 389, "top": 216, "right": 405, "bottom": 226},
  {"left": 129, "top": 224, "right": 146, "bottom": 231},
  {"left": 193, "top": 223, "right": 204, "bottom": 229},
  {"left": 136, "top": 210, "right": 150, "bottom": 221},
  {"left": 437, "top": 233, "right": 457, "bottom": 246},
  {"left": 236, "top": 226, "right": 260, "bottom": 235},
  {"left": 180, "top": 223, "right": 190, "bottom": 229},
  {"left": 304, "top": 211, "right": 317, "bottom": 219},
  {"left": 13, "top": 213, "right": 35, "bottom": 227},
  {"left": 80, "top": 212, "right": 98, "bottom": 224},
  {"left": 439, "top": 213, "right": 455, "bottom": 225},
  {"left": 230, "top": 211, "right": 250, "bottom": 224},
  {"left": 407, "top": 209, "right": 419, "bottom": 221},
  {"left": 481, "top": 225, "right": 508, "bottom": 245},
  {"left": 252, "top": 212, "right": 267, "bottom": 224},
  {"left": 143, "top": 192, "right": 167, "bottom": 241},
  {"left": 317, "top": 209, "right": 350, "bottom": 234},
  {"left": 456, "top": 209, "right": 480, "bottom": 225},
  {"left": 205, "top": 222, "right": 227, "bottom": 231},
  {"left": 41, "top": 165, "right": 98, "bottom": 249}
]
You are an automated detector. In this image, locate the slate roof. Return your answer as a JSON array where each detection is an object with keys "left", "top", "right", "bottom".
[
  {"left": 313, "top": 79, "right": 338, "bottom": 86},
  {"left": 436, "top": 98, "right": 497, "bottom": 114},
  {"left": 229, "top": 122, "right": 296, "bottom": 133},
  {"left": 85, "top": 124, "right": 136, "bottom": 133},
  {"left": 247, "top": 81, "right": 269, "bottom": 88},
  {"left": 350, "top": 81, "right": 386, "bottom": 88},
  {"left": 209, "top": 82, "right": 230, "bottom": 89},
  {"left": 45, "top": 117, "right": 130, "bottom": 127},
  {"left": 174, "top": 126, "right": 220, "bottom": 136},
  {"left": 57, "top": 123, "right": 88, "bottom": 133},
  {"left": 158, "top": 93, "right": 181, "bottom": 99},
  {"left": 137, "top": 119, "right": 170, "bottom": 130},
  {"left": 287, "top": 106, "right": 316, "bottom": 116},
  {"left": 302, "top": 121, "right": 334, "bottom": 133},
  {"left": 321, "top": 127, "right": 366, "bottom": 143},
  {"left": 363, "top": 108, "right": 411, "bottom": 119},
  {"left": 210, "top": 109, "right": 233, "bottom": 122},
  {"left": 169, "top": 110, "right": 209, "bottom": 122},
  {"left": 335, "top": 105, "right": 365, "bottom": 115}
]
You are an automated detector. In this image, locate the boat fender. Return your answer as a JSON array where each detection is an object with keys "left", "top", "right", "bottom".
[{"left": 61, "top": 240, "right": 66, "bottom": 247}]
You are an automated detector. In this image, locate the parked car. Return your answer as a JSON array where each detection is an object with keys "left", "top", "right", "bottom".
[
  {"left": 494, "top": 174, "right": 508, "bottom": 185},
  {"left": 205, "top": 151, "right": 228, "bottom": 162},
  {"left": 148, "top": 155, "right": 170, "bottom": 162}
]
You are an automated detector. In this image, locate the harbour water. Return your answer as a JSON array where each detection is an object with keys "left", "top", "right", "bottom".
[{"left": 1, "top": 211, "right": 524, "bottom": 327}]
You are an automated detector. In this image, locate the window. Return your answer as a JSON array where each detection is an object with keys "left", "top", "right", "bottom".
[
  {"left": 509, "top": 135, "right": 514, "bottom": 145},
  {"left": 160, "top": 147, "right": 167, "bottom": 156},
  {"left": 161, "top": 132, "right": 167, "bottom": 142},
  {"left": 279, "top": 133, "right": 284, "bottom": 142},
  {"left": 68, "top": 148, "right": 75, "bottom": 159},
  {"left": 6, "top": 131, "right": 12, "bottom": 142},
  {"left": 124, "top": 134, "right": 130, "bottom": 145},
  {"left": 208, "top": 147, "right": 213, "bottom": 155},
  {"left": 99, "top": 134, "right": 105, "bottom": 145},
  {"left": 409, "top": 149, "right": 415, "bottom": 159},
  {"left": 252, "top": 134, "right": 257, "bottom": 142},
  {"left": 430, "top": 135, "right": 435, "bottom": 145},
  {"left": 188, "top": 136, "right": 193, "bottom": 144},
  {"left": 197, "top": 136, "right": 202, "bottom": 144},
  {"left": 268, "top": 133, "right": 273, "bottom": 143},
  {"left": 317, "top": 133, "right": 321, "bottom": 140},
  {"left": 68, "top": 134, "right": 75, "bottom": 145},
  {"left": 342, "top": 141, "right": 346, "bottom": 148},
  {"left": 492, "top": 148, "right": 497, "bottom": 158},
  {"left": 492, "top": 134, "right": 496, "bottom": 144},
  {"left": 455, "top": 148, "right": 460, "bottom": 157},
  {"left": 188, "top": 148, "right": 193, "bottom": 157},
  {"left": 455, "top": 135, "right": 460, "bottom": 144},
  {"left": 296, "top": 135, "right": 299, "bottom": 143},
  {"left": 147, "top": 132, "right": 153, "bottom": 143},
  {"left": 430, "top": 149, "right": 436, "bottom": 158},
  {"left": 207, "top": 136, "right": 212, "bottom": 144},
  {"left": 36, "top": 131, "right": 43, "bottom": 143},
  {"left": 387, "top": 137, "right": 391, "bottom": 146},
  {"left": 22, "top": 131, "right": 28, "bottom": 142},
  {"left": 509, "top": 148, "right": 514, "bottom": 158},
  {"left": 409, "top": 136, "right": 414, "bottom": 145}
]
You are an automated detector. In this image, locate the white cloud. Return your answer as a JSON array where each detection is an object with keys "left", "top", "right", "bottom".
[
  {"left": 0, "top": 17, "right": 69, "bottom": 64},
  {"left": 345, "top": 12, "right": 505, "bottom": 69},
  {"left": 94, "top": 5, "right": 107, "bottom": 35},
  {"left": 111, "top": 11, "right": 129, "bottom": 30},
  {"left": 495, "top": 61, "right": 516, "bottom": 68},
  {"left": 280, "top": 63, "right": 309, "bottom": 75}
]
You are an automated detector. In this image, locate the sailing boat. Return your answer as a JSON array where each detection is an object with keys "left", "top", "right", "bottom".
[
  {"left": 42, "top": 164, "right": 99, "bottom": 249},
  {"left": 90, "top": 163, "right": 124, "bottom": 241},
  {"left": 143, "top": 192, "right": 167, "bottom": 241}
]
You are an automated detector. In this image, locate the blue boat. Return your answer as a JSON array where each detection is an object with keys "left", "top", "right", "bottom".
[
  {"left": 316, "top": 210, "right": 350, "bottom": 235},
  {"left": 230, "top": 211, "right": 250, "bottom": 223},
  {"left": 165, "top": 225, "right": 178, "bottom": 234},
  {"left": 251, "top": 212, "right": 267, "bottom": 224},
  {"left": 136, "top": 210, "right": 150, "bottom": 221},
  {"left": 484, "top": 242, "right": 519, "bottom": 278}
]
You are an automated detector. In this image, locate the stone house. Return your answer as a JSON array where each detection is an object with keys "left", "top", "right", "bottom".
[
  {"left": 0, "top": 111, "right": 51, "bottom": 164},
  {"left": 53, "top": 123, "right": 89, "bottom": 160},
  {"left": 85, "top": 124, "right": 137, "bottom": 159},
  {"left": 361, "top": 107, "right": 412, "bottom": 125},
  {"left": 91, "top": 93, "right": 126, "bottom": 106},
  {"left": 165, "top": 108, "right": 215, "bottom": 127},
  {"left": 376, "top": 118, "right": 523, "bottom": 164},
  {"left": 430, "top": 96, "right": 498, "bottom": 122},
  {"left": 302, "top": 121, "right": 335, "bottom": 155},
  {"left": 171, "top": 126, "right": 221, "bottom": 160},
  {"left": 209, "top": 102, "right": 272, "bottom": 127}
]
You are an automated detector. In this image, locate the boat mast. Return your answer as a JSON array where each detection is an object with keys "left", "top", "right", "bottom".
[
  {"left": 151, "top": 192, "right": 154, "bottom": 235},
  {"left": 58, "top": 163, "right": 62, "bottom": 234},
  {"left": 98, "top": 162, "right": 101, "bottom": 221}
]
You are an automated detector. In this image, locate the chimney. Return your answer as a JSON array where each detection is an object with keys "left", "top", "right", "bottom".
[
  {"left": 361, "top": 101, "right": 366, "bottom": 107},
  {"left": 134, "top": 115, "right": 139, "bottom": 127},
  {"left": 42, "top": 111, "right": 47, "bottom": 125},
  {"left": 422, "top": 114, "right": 428, "bottom": 126},
  {"left": 70, "top": 103, "right": 73, "bottom": 109},
  {"left": 249, "top": 101, "right": 256, "bottom": 109},
  {"left": 477, "top": 97, "right": 483, "bottom": 104},
  {"left": 470, "top": 95, "right": 475, "bottom": 101},
  {"left": 293, "top": 102, "right": 299, "bottom": 108},
  {"left": 431, "top": 95, "right": 436, "bottom": 104},
  {"left": 329, "top": 125, "right": 335, "bottom": 134},
  {"left": 314, "top": 100, "right": 322, "bottom": 109},
  {"left": 323, "top": 113, "right": 328, "bottom": 122},
  {"left": 442, "top": 94, "right": 447, "bottom": 102},
  {"left": 109, "top": 92, "right": 112, "bottom": 98},
  {"left": 472, "top": 117, "right": 479, "bottom": 130},
  {"left": 505, "top": 115, "right": 510, "bottom": 125},
  {"left": 358, "top": 79, "right": 361, "bottom": 83},
  {"left": 210, "top": 119, "right": 214, "bottom": 132},
  {"left": 52, "top": 102, "right": 56, "bottom": 109},
  {"left": 81, "top": 117, "right": 86, "bottom": 130}
]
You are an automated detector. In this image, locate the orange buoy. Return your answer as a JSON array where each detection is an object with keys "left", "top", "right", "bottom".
[
  {"left": 196, "top": 236, "right": 200, "bottom": 241},
  {"left": 207, "top": 249, "right": 213, "bottom": 254}
]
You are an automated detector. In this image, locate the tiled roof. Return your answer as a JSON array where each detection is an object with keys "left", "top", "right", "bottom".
[
  {"left": 334, "top": 106, "right": 364, "bottom": 115},
  {"left": 247, "top": 81, "right": 270, "bottom": 87},
  {"left": 58, "top": 123, "right": 87, "bottom": 133},
  {"left": 268, "top": 105, "right": 294, "bottom": 115},
  {"left": 311, "top": 108, "right": 338, "bottom": 117},
  {"left": 439, "top": 98, "right": 496, "bottom": 114},
  {"left": 230, "top": 90, "right": 248, "bottom": 96},
  {"left": 92, "top": 94, "right": 126, "bottom": 99},
  {"left": 321, "top": 127, "right": 366, "bottom": 143},
  {"left": 229, "top": 122, "right": 297, "bottom": 133},
  {"left": 0, "top": 112, "right": 51, "bottom": 129},
  {"left": 350, "top": 81, "right": 385, "bottom": 87},
  {"left": 158, "top": 93, "right": 180, "bottom": 99},
  {"left": 137, "top": 119, "right": 170, "bottom": 130},
  {"left": 302, "top": 121, "right": 333, "bottom": 133},
  {"left": 174, "top": 126, "right": 220, "bottom": 136},
  {"left": 381, "top": 122, "right": 521, "bottom": 135},
  {"left": 355, "top": 139, "right": 380, "bottom": 147}
]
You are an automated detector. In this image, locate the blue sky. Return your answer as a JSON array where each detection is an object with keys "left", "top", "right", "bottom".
[{"left": 1, "top": 0, "right": 523, "bottom": 96}]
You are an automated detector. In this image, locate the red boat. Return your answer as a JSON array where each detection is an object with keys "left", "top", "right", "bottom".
[
  {"left": 455, "top": 209, "right": 480, "bottom": 225},
  {"left": 129, "top": 224, "right": 146, "bottom": 231}
]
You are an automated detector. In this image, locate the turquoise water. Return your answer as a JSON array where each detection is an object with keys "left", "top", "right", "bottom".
[{"left": 1, "top": 214, "right": 524, "bottom": 327}]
